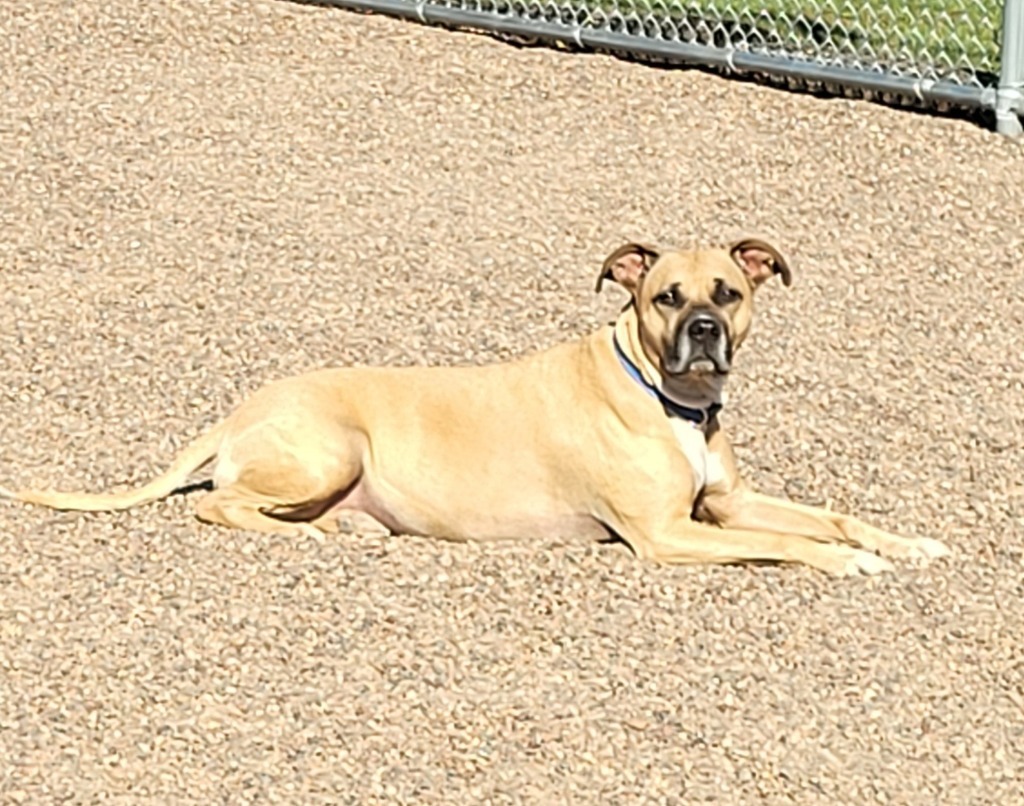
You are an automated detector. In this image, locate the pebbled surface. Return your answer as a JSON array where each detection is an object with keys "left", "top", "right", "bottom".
[{"left": 1, "top": 0, "right": 1023, "bottom": 802}]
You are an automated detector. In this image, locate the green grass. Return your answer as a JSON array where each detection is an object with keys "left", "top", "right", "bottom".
[{"left": 597, "top": 0, "right": 1002, "bottom": 79}]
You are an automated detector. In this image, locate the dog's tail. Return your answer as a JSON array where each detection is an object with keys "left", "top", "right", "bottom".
[{"left": 0, "top": 422, "right": 227, "bottom": 512}]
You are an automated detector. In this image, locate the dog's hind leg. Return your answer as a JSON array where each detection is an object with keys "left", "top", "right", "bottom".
[
  {"left": 197, "top": 422, "right": 369, "bottom": 540},
  {"left": 196, "top": 487, "right": 327, "bottom": 541}
]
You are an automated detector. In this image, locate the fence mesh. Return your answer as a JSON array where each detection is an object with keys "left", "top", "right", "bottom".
[{"left": 436, "top": 0, "right": 1002, "bottom": 89}]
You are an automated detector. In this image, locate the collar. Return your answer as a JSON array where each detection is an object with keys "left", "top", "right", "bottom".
[{"left": 612, "top": 333, "right": 722, "bottom": 427}]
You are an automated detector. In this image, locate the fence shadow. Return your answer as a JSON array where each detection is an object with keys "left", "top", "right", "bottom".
[
  {"left": 288, "top": 0, "right": 1001, "bottom": 134},
  {"left": 488, "top": 29, "right": 998, "bottom": 132}
]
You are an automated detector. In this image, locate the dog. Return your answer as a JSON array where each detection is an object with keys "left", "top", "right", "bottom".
[{"left": 1, "top": 238, "right": 949, "bottom": 575}]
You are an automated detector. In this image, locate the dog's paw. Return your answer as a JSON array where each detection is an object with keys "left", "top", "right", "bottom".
[
  {"left": 841, "top": 522, "right": 950, "bottom": 564},
  {"left": 874, "top": 534, "right": 952, "bottom": 563},
  {"left": 903, "top": 536, "right": 952, "bottom": 562},
  {"left": 332, "top": 510, "right": 391, "bottom": 537},
  {"left": 829, "top": 546, "right": 895, "bottom": 577},
  {"left": 298, "top": 523, "right": 327, "bottom": 544}
]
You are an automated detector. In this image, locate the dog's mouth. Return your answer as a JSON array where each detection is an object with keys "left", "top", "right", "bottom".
[
  {"left": 663, "top": 313, "right": 732, "bottom": 376},
  {"left": 685, "top": 358, "right": 723, "bottom": 374}
]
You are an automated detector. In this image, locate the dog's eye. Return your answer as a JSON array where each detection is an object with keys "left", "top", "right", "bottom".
[
  {"left": 713, "top": 281, "right": 742, "bottom": 306},
  {"left": 654, "top": 287, "right": 684, "bottom": 308}
]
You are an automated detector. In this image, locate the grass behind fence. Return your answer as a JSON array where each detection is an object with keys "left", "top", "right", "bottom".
[
  {"left": 733, "top": 0, "right": 997, "bottom": 70},
  {"left": 579, "top": 0, "right": 1003, "bottom": 79}
]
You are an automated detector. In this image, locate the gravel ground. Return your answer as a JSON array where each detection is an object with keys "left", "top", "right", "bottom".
[{"left": 2, "top": 1, "right": 1024, "bottom": 802}]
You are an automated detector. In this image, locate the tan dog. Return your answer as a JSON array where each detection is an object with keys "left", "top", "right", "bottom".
[{"left": 1, "top": 238, "right": 949, "bottom": 575}]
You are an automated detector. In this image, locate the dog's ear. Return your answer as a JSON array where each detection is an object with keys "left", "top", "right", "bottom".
[
  {"left": 730, "top": 238, "right": 793, "bottom": 289},
  {"left": 595, "top": 243, "right": 661, "bottom": 294}
]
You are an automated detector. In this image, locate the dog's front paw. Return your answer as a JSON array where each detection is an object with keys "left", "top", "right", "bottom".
[
  {"left": 821, "top": 546, "right": 895, "bottom": 577},
  {"left": 902, "top": 536, "right": 952, "bottom": 562},
  {"left": 841, "top": 521, "right": 950, "bottom": 565},
  {"left": 874, "top": 533, "right": 951, "bottom": 563},
  {"left": 845, "top": 548, "right": 895, "bottom": 577}
]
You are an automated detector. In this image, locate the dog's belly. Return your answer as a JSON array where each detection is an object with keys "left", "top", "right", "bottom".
[{"left": 328, "top": 480, "right": 610, "bottom": 542}]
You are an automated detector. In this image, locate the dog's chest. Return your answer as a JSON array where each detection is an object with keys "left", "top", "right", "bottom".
[{"left": 667, "top": 419, "right": 725, "bottom": 493}]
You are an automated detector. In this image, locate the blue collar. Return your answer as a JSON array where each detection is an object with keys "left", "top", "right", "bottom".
[{"left": 613, "top": 334, "right": 722, "bottom": 427}]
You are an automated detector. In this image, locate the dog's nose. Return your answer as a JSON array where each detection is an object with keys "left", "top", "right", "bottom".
[{"left": 688, "top": 316, "right": 722, "bottom": 343}]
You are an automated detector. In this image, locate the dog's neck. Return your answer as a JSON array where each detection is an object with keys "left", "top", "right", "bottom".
[{"left": 613, "top": 309, "right": 727, "bottom": 417}]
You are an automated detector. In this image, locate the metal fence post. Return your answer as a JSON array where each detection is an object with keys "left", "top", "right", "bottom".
[{"left": 998, "top": 0, "right": 1024, "bottom": 136}]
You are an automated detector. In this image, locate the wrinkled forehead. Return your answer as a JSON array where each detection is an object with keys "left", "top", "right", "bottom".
[{"left": 646, "top": 249, "right": 747, "bottom": 292}]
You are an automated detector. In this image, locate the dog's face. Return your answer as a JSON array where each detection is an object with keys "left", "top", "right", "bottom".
[{"left": 597, "top": 238, "right": 792, "bottom": 382}]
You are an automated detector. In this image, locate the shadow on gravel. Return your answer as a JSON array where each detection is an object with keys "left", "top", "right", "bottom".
[{"left": 288, "top": 0, "right": 1000, "bottom": 135}]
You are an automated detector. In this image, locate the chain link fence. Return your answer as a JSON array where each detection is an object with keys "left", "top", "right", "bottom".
[
  {"left": 313, "top": 0, "right": 1024, "bottom": 134},
  {"left": 590, "top": 1, "right": 998, "bottom": 82}
]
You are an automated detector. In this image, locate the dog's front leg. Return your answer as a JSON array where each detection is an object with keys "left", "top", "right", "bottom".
[
  {"left": 710, "top": 490, "right": 950, "bottom": 562},
  {"left": 627, "top": 518, "right": 893, "bottom": 577},
  {"left": 698, "top": 477, "right": 950, "bottom": 563},
  {"left": 699, "top": 425, "right": 950, "bottom": 564}
]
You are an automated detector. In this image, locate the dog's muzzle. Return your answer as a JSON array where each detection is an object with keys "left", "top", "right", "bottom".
[{"left": 665, "top": 310, "right": 732, "bottom": 375}]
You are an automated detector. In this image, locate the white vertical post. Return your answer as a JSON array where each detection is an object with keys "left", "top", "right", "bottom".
[{"left": 997, "top": 0, "right": 1024, "bottom": 136}]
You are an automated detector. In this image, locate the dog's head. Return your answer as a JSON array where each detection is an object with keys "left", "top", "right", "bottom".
[{"left": 596, "top": 238, "right": 792, "bottom": 380}]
